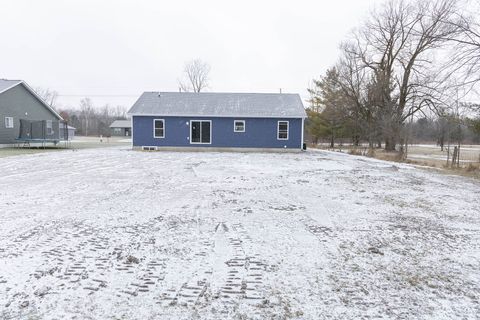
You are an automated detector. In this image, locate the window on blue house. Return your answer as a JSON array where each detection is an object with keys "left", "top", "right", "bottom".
[
  {"left": 154, "top": 119, "right": 165, "bottom": 138},
  {"left": 277, "top": 121, "right": 289, "bottom": 140},
  {"left": 234, "top": 120, "right": 245, "bottom": 132}
]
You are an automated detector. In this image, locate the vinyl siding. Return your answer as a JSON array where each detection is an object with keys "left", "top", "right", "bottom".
[
  {"left": 110, "top": 127, "right": 131, "bottom": 136},
  {"left": 0, "top": 84, "right": 60, "bottom": 144},
  {"left": 133, "top": 116, "right": 303, "bottom": 149}
]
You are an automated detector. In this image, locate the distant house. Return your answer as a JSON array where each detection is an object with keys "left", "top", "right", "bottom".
[
  {"left": 109, "top": 120, "right": 131, "bottom": 136},
  {"left": 0, "top": 79, "right": 70, "bottom": 147},
  {"left": 127, "top": 92, "right": 307, "bottom": 151},
  {"left": 64, "top": 125, "right": 76, "bottom": 140}
]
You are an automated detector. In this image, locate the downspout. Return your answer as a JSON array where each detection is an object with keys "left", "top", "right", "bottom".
[
  {"left": 301, "top": 117, "right": 305, "bottom": 151},
  {"left": 131, "top": 116, "right": 134, "bottom": 149}
]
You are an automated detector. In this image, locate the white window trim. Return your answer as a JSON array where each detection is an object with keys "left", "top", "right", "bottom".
[
  {"left": 5, "top": 117, "right": 13, "bottom": 128},
  {"left": 234, "top": 120, "right": 245, "bottom": 132},
  {"left": 153, "top": 119, "right": 165, "bottom": 138},
  {"left": 277, "top": 121, "right": 289, "bottom": 140},
  {"left": 189, "top": 120, "right": 212, "bottom": 145}
]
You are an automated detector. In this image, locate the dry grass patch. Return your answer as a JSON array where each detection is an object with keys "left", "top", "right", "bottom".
[
  {"left": 372, "top": 150, "right": 405, "bottom": 162},
  {"left": 466, "top": 163, "right": 480, "bottom": 172},
  {"left": 312, "top": 144, "right": 480, "bottom": 179},
  {"left": 348, "top": 148, "right": 364, "bottom": 156},
  {"left": 444, "top": 163, "right": 480, "bottom": 179}
]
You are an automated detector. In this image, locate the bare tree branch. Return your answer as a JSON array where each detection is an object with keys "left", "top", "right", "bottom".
[
  {"left": 179, "top": 59, "right": 211, "bottom": 92},
  {"left": 34, "top": 87, "right": 59, "bottom": 108}
]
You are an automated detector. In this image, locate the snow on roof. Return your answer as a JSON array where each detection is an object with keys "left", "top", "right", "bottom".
[
  {"left": 0, "top": 79, "right": 23, "bottom": 94},
  {"left": 128, "top": 92, "right": 307, "bottom": 118},
  {"left": 109, "top": 120, "right": 131, "bottom": 128}
]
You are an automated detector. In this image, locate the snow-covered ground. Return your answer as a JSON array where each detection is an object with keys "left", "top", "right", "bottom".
[{"left": 0, "top": 147, "right": 479, "bottom": 319}]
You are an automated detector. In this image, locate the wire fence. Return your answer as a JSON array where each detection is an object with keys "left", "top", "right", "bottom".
[
  {"left": 406, "top": 144, "right": 480, "bottom": 167},
  {"left": 313, "top": 142, "right": 480, "bottom": 167}
]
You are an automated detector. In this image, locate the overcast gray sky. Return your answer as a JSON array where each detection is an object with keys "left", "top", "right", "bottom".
[{"left": 0, "top": 0, "right": 384, "bottom": 109}]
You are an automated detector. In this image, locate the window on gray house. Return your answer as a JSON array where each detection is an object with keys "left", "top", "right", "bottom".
[
  {"left": 5, "top": 117, "right": 14, "bottom": 128},
  {"left": 46, "top": 120, "right": 53, "bottom": 135}
]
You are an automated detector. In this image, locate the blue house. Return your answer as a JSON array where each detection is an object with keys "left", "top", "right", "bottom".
[{"left": 127, "top": 92, "right": 307, "bottom": 151}]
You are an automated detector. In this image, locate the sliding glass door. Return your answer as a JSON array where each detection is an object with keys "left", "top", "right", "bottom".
[{"left": 190, "top": 120, "right": 211, "bottom": 144}]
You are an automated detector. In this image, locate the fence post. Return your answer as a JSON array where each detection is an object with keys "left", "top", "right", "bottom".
[
  {"left": 452, "top": 146, "right": 458, "bottom": 168},
  {"left": 457, "top": 145, "right": 460, "bottom": 168}
]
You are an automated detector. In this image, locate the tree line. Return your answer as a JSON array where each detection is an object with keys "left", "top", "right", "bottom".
[
  {"left": 307, "top": 0, "right": 480, "bottom": 152},
  {"left": 58, "top": 98, "right": 128, "bottom": 136},
  {"left": 34, "top": 88, "right": 128, "bottom": 136}
]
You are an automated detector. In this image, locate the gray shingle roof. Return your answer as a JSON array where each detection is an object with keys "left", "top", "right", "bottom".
[
  {"left": 128, "top": 92, "right": 306, "bottom": 118},
  {"left": 0, "top": 79, "right": 22, "bottom": 93},
  {"left": 109, "top": 120, "right": 131, "bottom": 128}
]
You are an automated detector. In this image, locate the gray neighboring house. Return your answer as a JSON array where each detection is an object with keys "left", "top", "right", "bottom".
[
  {"left": 64, "top": 125, "right": 76, "bottom": 140},
  {"left": 0, "top": 79, "right": 64, "bottom": 146},
  {"left": 109, "top": 120, "right": 131, "bottom": 136}
]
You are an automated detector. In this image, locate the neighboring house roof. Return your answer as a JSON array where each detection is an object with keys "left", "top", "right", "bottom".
[
  {"left": 128, "top": 92, "right": 307, "bottom": 118},
  {"left": 0, "top": 79, "right": 22, "bottom": 93},
  {"left": 109, "top": 120, "right": 131, "bottom": 128},
  {"left": 0, "top": 79, "right": 63, "bottom": 120}
]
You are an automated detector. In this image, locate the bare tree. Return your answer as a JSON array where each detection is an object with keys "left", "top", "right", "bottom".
[
  {"left": 344, "top": 0, "right": 463, "bottom": 150},
  {"left": 179, "top": 59, "right": 210, "bottom": 92},
  {"left": 35, "top": 87, "right": 59, "bottom": 108},
  {"left": 442, "top": 0, "right": 480, "bottom": 93},
  {"left": 79, "top": 98, "right": 95, "bottom": 136},
  {"left": 59, "top": 103, "right": 128, "bottom": 136},
  {"left": 336, "top": 43, "right": 374, "bottom": 146},
  {"left": 114, "top": 105, "right": 127, "bottom": 119}
]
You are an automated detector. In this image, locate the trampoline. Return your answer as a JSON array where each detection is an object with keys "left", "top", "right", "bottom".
[{"left": 15, "top": 119, "right": 72, "bottom": 148}]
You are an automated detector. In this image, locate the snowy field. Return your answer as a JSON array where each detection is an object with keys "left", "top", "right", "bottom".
[{"left": 0, "top": 147, "right": 479, "bottom": 319}]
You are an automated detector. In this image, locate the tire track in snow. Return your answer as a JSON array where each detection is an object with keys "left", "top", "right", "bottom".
[{"left": 209, "top": 222, "right": 266, "bottom": 308}]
